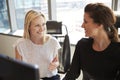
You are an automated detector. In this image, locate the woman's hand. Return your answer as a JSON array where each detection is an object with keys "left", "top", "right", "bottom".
[{"left": 48, "top": 57, "right": 59, "bottom": 71}]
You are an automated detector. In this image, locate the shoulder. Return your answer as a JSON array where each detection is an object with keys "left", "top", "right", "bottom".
[
  {"left": 77, "top": 37, "right": 93, "bottom": 45},
  {"left": 15, "top": 38, "right": 29, "bottom": 46},
  {"left": 46, "top": 35, "right": 61, "bottom": 48},
  {"left": 74, "top": 38, "right": 93, "bottom": 49},
  {"left": 48, "top": 35, "right": 59, "bottom": 42},
  {"left": 111, "top": 41, "right": 120, "bottom": 48},
  {"left": 16, "top": 38, "right": 27, "bottom": 44},
  {"left": 13, "top": 38, "right": 25, "bottom": 48},
  {"left": 110, "top": 42, "right": 120, "bottom": 59},
  {"left": 46, "top": 34, "right": 60, "bottom": 45}
]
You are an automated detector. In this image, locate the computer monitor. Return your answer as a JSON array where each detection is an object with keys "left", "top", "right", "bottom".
[
  {"left": 0, "top": 54, "right": 40, "bottom": 80},
  {"left": 46, "top": 21, "right": 62, "bottom": 34}
]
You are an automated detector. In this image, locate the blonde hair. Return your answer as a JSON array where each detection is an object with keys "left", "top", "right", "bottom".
[{"left": 23, "top": 10, "right": 46, "bottom": 39}]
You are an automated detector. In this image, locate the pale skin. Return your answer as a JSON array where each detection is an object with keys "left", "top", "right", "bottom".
[
  {"left": 15, "top": 16, "right": 59, "bottom": 71},
  {"left": 81, "top": 12, "right": 111, "bottom": 51}
]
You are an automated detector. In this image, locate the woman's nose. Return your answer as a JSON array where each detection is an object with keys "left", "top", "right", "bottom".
[
  {"left": 81, "top": 23, "right": 84, "bottom": 28},
  {"left": 39, "top": 26, "right": 43, "bottom": 32}
]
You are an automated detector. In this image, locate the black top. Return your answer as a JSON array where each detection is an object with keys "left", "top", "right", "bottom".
[{"left": 63, "top": 38, "right": 120, "bottom": 80}]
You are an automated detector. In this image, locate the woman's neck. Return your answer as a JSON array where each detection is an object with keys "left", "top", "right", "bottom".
[
  {"left": 31, "top": 37, "right": 45, "bottom": 45},
  {"left": 30, "top": 35, "right": 50, "bottom": 45},
  {"left": 92, "top": 31, "right": 111, "bottom": 51}
]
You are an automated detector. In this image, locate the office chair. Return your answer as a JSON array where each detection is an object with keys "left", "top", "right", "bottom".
[
  {"left": 114, "top": 15, "right": 120, "bottom": 30},
  {"left": 46, "top": 21, "right": 71, "bottom": 74}
]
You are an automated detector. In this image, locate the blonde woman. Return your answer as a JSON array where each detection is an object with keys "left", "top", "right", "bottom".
[{"left": 14, "top": 10, "right": 61, "bottom": 80}]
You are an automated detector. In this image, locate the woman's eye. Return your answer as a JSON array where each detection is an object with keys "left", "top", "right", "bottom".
[
  {"left": 35, "top": 25, "right": 39, "bottom": 27},
  {"left": 35, "top": 23, "right": 46, "bottom": 27},
  {"left": 42, "top": 23, "right": 46, "bottom": 26},
  {"left": 84, "top": 20, "right": 87, "bottom": 23}
]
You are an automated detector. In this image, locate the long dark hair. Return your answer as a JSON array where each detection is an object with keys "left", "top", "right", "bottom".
[{"left": 85, "top": 3, "right": 119, "bottom": 42}]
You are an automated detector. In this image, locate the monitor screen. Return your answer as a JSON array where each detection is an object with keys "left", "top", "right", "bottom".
[
  {"left": 0, "top": 54, "right": 40, "bottom": 80},
  {"left": 46, "top": 21, "right": 62, "bottom": 34}
]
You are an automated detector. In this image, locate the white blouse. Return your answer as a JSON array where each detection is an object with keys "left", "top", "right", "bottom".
[{"left": 14, "top": 35, "right": 61, "bottom": 78}]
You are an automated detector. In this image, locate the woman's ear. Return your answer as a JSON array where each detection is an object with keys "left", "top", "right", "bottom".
[{"left": 96, "top": 23, "right": 103, "bottom": 28}]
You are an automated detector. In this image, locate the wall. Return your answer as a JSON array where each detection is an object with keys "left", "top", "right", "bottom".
[
  {"left": 0, "top": 34, "right": 20, "bottom": 58},
  {"left": 0, "top": 33, "right": 76, "bottom": 59}
]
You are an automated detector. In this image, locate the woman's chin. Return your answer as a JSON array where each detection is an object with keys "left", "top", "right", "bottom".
[{"left": 85, "top": 34, "right": 89, "bottom": 37}]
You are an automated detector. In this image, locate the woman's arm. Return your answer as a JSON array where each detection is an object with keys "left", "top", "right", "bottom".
[
  {"left": 48, "top": 54, "right": 59, "bottom": 71},
  {"left": 15, "top": 47, "right": 22, "bottom": 60},
  {"left": 63, "top": 42, "right": 81, "bottom": 80}
]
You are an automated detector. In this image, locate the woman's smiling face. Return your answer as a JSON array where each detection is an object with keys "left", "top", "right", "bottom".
[
  {"left": 82, "top": 12, "right": 100, "bottom": 38},
  {"left": 29, "top": 16, "right": 46, "bottom": 39}
]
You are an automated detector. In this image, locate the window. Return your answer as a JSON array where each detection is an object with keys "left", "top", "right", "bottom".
[
  {"left": 118, "top": 0, "right": 120, "bottom": 11},
  {"left": 0, "top": 0, "right": 120, "bottom": 45},
  {"left": 14, "top": 0, "right": 48, "bottom": 29},
  {"left": 56, "top": 0, "right": 112, "bottom": 44},
  {"left": 0, "top": 0, "right": 10, "bottom": 33},
  {"left": 10, "top": 0, "right": 48, "bottom": 36},
  {"left": 0, "top": 0, "right": 48, "bottom": 35}
]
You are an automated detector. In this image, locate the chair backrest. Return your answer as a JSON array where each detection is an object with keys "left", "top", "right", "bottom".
[
  {"left": 46, "top": 21, "right": 62, "bottom": 34},
  {"left": 114, "top": 15, "right": 120, "bottom": 30},
  {"left": 58, "top": 34, "right": 71, "bottom": 74},
  {"left": 46, "top": 20, "right": 71, "bottom": 74}
]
